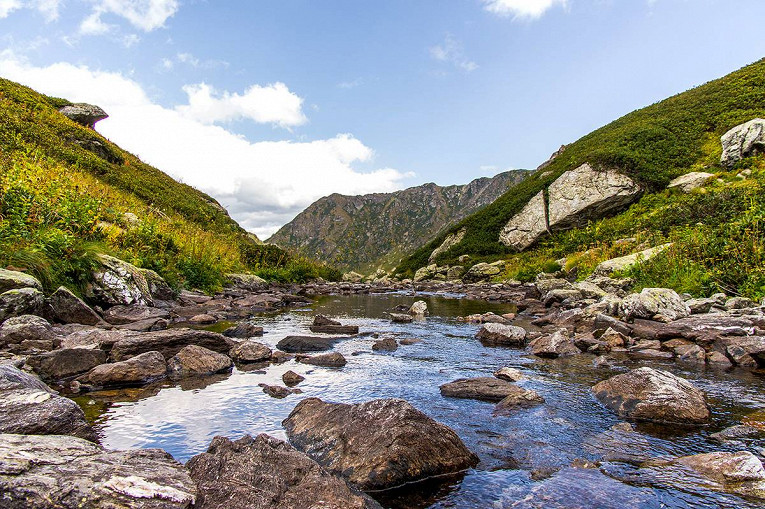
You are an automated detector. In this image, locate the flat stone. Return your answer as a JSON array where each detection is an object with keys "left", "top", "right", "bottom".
[
  {"left": 439, "top": 377, "right": 522, "bottom": 402},
  {"left": 476, "top": 323, "right": 527, "bottom": 347},
  {"left": 79, "top": 351, "right": 167, "bottom": 389},
  {"left": 276, "top": 335, "right": 341, "bottom": 353},
  {"left": 299, "top": 352, "right": 347, "bottom": 367},
  {"left": 0, "top": 365, "right": 96, "bottom": 441},
  {"left": 0, "top": 433, "right": 196, "bottom": 508},
  {"left": 668, "top": 172, "right": 715, "bottom": 192},
  {"left": 27, "top": 348, "right": 107, "bottom": 382},
  {"left": 493, "top": 386, "right": 545, "bottom": 414},
  {"left": 103, "top": 305, "right": 169, "bottom": 325},
  {"left": 223, "top": 321, "right": 264, "bottom": 338},
  {"left": 110, "top": 328, "right": 234, "bottom": 361},
  {"left": 494, "top": 367, "right": 524, "bottom": 382}
]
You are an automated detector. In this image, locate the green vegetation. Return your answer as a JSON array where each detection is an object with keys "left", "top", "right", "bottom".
[
  {"left": 0, "top": 78, "right": 338, "bottom": 294},
  {"left": 395, "top": 58, "right": 765, "bottom": 299}
]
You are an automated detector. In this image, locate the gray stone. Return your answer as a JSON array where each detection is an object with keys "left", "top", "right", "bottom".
[
  {"left": 0, "top": 268, "right": 42, "bottom": 294},
  {"left": 494, "top": 367, "right": 524, "bottom": 382},
  {"left": 110, "top": 328, "right": 234, "bottom": 361},
  {"left": 0, "top": 315, "right": 55, "bottom": 347},
  {"left": 166, "top": 345, "right": 233, "bottom": 378},
  {"left": 720, "top": 118, "right": 765, "bottom": 168},
  {"left": 140, "top": 268, "right": 175, "bottom": 300},
  {"left": 0, "top": 365, "right": 95, "bottom": 441},
  {"left": 390, "top": 313, "right": 413, "bottom": 323},
  {"left": 620, "top": 288, "right": 690, "bottom": 322},
  {"left": 283, "top": 398, "right": 479, "bottom": 491},
  {"left": 593, "top": 244, "right": 672, "bottom": 276},
  {"left": 103, "top": 305, "right": 169, "bottom": 325},
  {"left": 440, "top": 377, "right": 522, "bottom": 402},
  {"left": 493, "top": 387, "right": 545, "bottom": 414},
  {"left": 675, "top": 451, "right": 765, "bottom": 499},
  {"left": 0, "top": 433, "right": 196, "bottom": 508},
  {"left": 282, "top": 370, "right": 305, "bottom": 386},
  {"left": 47, "top": 286, "right": 102, "bottom": 325},
  {"left": 0, "top": 288, "right": 44, "bottom": 322},
  {"left": 547, "top": 163, "right": 641, "bottom": 230},
  {"left": 79, "top": 351, "right": 167, "bottom": 389},
  {"left": 27, "top": 348, "right": 107, "bottom": 382},
  {"left": 592, "top": 367, "right": 710, "bottom": 424},
  {"left": 186, "top": 434, "right": 379, "bottom": 509},
  {"left": 429, "top": 228, "right": 466, "bottom": 263},
  {"left": 229, "top": 340, "right": 272, "bottom": 363},
  {"left": 499, "top": 191, "right": 548, "bottom": 251},
  {"left": 299, "top": 352, "right": 347, "bottom": 367},
  {"left": 476, "top": 323, "right": 527, "bottom": 347},
  {"left": 85, "top": 254, "right": 153, "bottom": 307},
  {"left": 223, "top": 321, "right": 264, "bottom": 338},
  {"left": 710, "top": 425, "right": 763, "bottom": 443},
  {"left": 668, "top": 172, "right": 715, "bottom": 192},
  {"left": 277, "top": 335, "right": 341, "bottom": 353},
  {"left": 528, "top": 330, "right": 580, "bottom": 358},
  {"left": 409, "top": 300, "right": 428, "bottom": 316},
  {"left": 58, "top": 103, "right": 109, "bottom": 128}
]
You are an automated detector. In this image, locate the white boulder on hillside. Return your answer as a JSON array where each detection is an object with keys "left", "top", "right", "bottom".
[
  {"left": 547, "top": 163, "right": 641, "bottom": 229},
  {"left": 720, "top": 118, "right": 765, "bottom": 168},
  {"left": 85, "top": 255, "right": 153, "bottom": 307},
  {"left": 499, "top": 191, "right": 547, "bottom": 251},
  {"left": 668, "top": 172, "right": 715, "bottom": 192},
  {"left": 500, "top": 164, "right": 641, "bottom": 251},
  {"left": 620, "top": 288, "right": 690, "bottom": 322}
]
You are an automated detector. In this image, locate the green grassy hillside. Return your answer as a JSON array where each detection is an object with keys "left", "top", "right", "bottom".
[
  {"left": 0, "top": 78, "right": 339, "bottom": 294},
  {"left": 395, "top": 58, "right": 765, "bottom": 299}
]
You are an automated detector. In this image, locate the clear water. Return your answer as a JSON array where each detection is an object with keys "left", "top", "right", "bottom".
[{"left": 72, "top": 293, "right": 765, "bottom": 508}]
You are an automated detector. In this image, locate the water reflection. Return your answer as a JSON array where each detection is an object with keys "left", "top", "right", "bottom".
[{"left": 74, "top": 293, "right": 765, "bottom": 508}]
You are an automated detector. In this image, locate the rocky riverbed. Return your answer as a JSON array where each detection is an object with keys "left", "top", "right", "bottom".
[{"left": 2, "top": 266, "right": 765, "bottom": 508}]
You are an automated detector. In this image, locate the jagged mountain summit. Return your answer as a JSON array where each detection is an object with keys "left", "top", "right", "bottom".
[{"left": 267, "top": 170, "right": 530, "bottom": 272}]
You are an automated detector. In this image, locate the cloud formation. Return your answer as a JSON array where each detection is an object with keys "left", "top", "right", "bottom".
[
  {"left": 483, "top": 0, "right": 567, "bottom": 19},
  {"left": 430, "top": 35, "right": 478, "bottom": 72},
  {"left": 176, "top": 82, "right": 307, "bottom": 128},
  {"left": 0, "top": 0, "right": 61, "bottom": 21},
  {"left": 0, "top": 53, "right": 412, "bottom": 238},
  {"left": 80, "top": 0, "right": 179, "bottom": 34}
]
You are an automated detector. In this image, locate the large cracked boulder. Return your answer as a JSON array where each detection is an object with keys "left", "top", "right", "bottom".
[
  {"left": 85, "top": 254, "right": 153, "bottom": 307},
  {"left": 186, "top": 434, "right": 380, "bottom": 509},
  {"left": 499, "top": 191, "right": 548, "bottom": 251},
  {"left": 547, "top": 164, "right": 641, "bottom": 230},
  {"left": 720, "top": 118, "right": 765, "bottom": 168},
  {"left": 47, "top": 286, "right": 103, "bottom": 325},
  {"left": 620, "top": 288, "right": 690, "bottom": 322},
  {"left": 79, "top": 351, "right": 167, "bottom": 389},
  {"left": 0, "top": 365, "right": 96, "bottom": 441},
  {"left": 592, "top": 367, "right": 710, "bottom": 424},
  {"left": 283, "top": 398, "right": 479, "bottom": 491},
  {"left": 0, "top": 433, "right": 196, "bottom": 508},
  {"left": 499, "top": 164, "right": 641, "bottom": 251},
  {"left": 109, "top": 328, "right": 234, "bottom": 361}
]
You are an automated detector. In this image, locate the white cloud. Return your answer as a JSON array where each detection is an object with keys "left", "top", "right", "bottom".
[
  {"left": 0, "top": 0, "right": 61, "bottom": 21},
  {"left": 430, "top": 35, "right": 478, "bottom": 73},
  {"left": 483, "top": 0, "right": 567, "bottom": 19},
  {"left": 176, "top": 82, "right": 308, "bottom": 129},
  {"left": 0, "top": 53, "right": 412, "bottom": 238},
  {"left": 338, "top": 78, "right": 363, "bottom": 89},
  {"left": 81, "top": 0, "right": 179, "bottom": 34}
]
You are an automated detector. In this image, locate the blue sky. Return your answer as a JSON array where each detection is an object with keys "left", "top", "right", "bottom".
[{"left": 2, "top": 0, "right": 765, "bottom": 237}]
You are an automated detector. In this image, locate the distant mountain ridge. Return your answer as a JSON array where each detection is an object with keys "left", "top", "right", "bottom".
[{"left": 268, "top": 170, "right": 530, "bottom": 272}]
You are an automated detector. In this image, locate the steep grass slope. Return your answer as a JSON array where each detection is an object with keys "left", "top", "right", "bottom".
[
  {"left": 395, "top": 58, "right": 765, "bottom": 298},
  {"left": 0, "top": 78, "right": 338, "bottom": 293}
]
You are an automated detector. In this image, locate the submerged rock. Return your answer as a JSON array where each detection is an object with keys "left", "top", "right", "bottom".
[
  {"left": 674, "top": 451, "right": 765, "bottom": 499},
  {"left": 299, "top": 352, "right": 347, "bottom": 367},
  {"left": 277, "top": 335, "right": 341, "bottom": 353},
  {"left": 0, "top": 364, "right": 96, "bottom": 441},
  {"left": 0, "top": 433, "right": 196, "bottom": 508},
  {"left": 592, "top": 367, "right": 710, "bottom": 424},
  {"left": 186, "top": 434, "right": 379, "bottom": 509},
  {"left": 493, "top": 387, "right": 545, "bottom": 414},
  {"left": 283, "top": 398, "right": 479, "bottom": 490},
  {"left": 494, "top": 367, "right": 524, "bottom": 382},
  {"left": 440, "top": 377, "right": 523, "bottom": 402}
]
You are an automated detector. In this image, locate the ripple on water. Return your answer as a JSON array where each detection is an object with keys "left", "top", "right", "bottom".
[{"left": 74, "top": 293, "right": 765, "bottom": 508}]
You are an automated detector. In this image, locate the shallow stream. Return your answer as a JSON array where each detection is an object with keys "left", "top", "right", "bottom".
[{"left": 72, "top": 293, "right": 765, "bottom": 508}]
